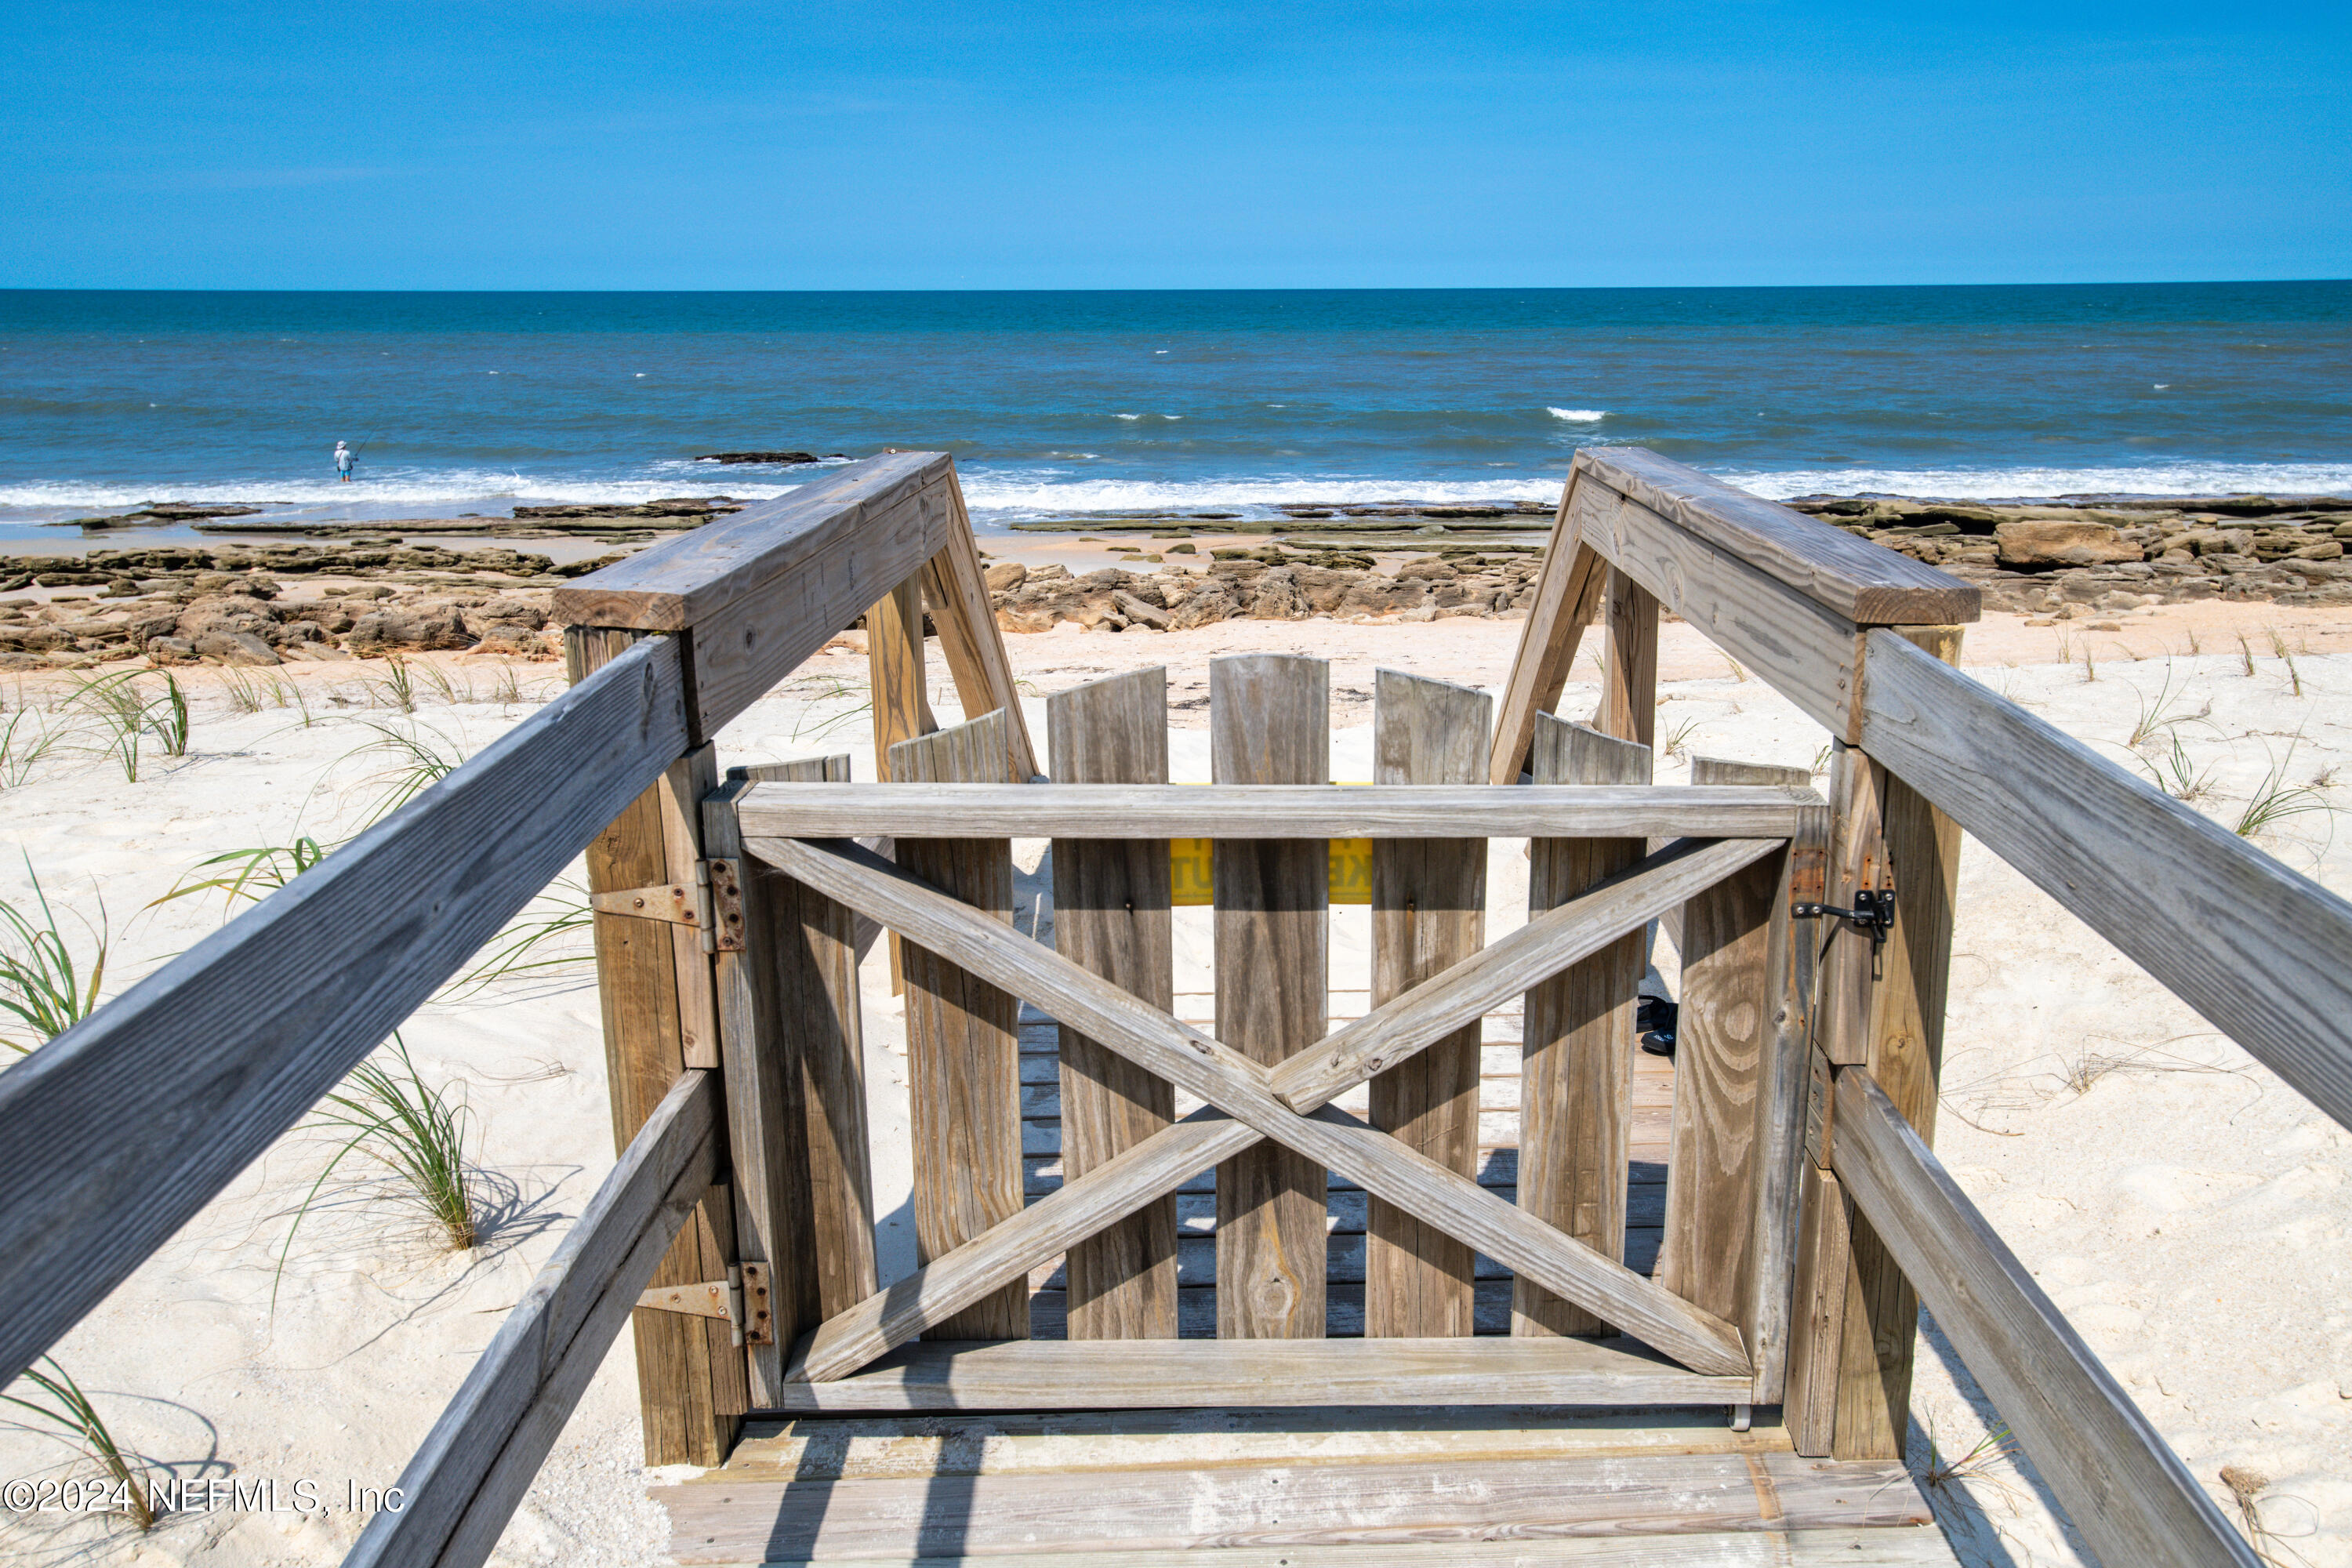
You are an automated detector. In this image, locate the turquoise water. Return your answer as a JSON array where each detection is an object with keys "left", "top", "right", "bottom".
[{"left": 2, "top": 284, "right": 2347, "bottom": 537}]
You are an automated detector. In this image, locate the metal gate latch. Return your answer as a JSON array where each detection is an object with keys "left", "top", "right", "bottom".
[{"left": 1795, "top": 887, "right": 1896, "bottom": 975}]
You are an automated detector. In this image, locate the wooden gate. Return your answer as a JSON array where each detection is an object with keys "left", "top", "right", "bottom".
[{"left": 701, "top": 655, "right": 1828, "bottom": 1418}]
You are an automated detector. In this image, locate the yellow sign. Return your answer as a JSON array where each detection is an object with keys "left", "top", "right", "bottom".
[{"left": 1167, "top": 782, "right": 1375, "bottom": 906}]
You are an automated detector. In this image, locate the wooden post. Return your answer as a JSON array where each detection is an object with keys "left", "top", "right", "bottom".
[
  {"left": 868, "top": 575, "right": 936, "bottom": 993},
  {"left": 565, "top": 626, "right": 745, "bottom": 1466},
  {"left": 714, "top": 756, "right": 880, "bottom": 1371},
  {"left": 1832, "top": 626, "right": 1967, "bottom": 1461},
  {"left": 1211, "top": 655, "right": 1330, "bottom": 1338},
  {"left": 1366, "top": 671, "right": 1490, "bottom": 1338},
  {"left": 1599, "top": 567, "right": 1658, "bottom": 750},
  {"left": 1657, "top": 758, "right": 1812, "bottom": 1397},
  {"left": 893, "top": 710, "right": 1029, "bottom": 1339},
  {"left": 1785, "top": 1158, "right": 1853, "bottom": 1454},
  {"left": 1514, "top": 714, "right": 1648, "bottom": 1338},
  {"left": 1047, "top": 670, "right": 1179, "bottom": 1339}
]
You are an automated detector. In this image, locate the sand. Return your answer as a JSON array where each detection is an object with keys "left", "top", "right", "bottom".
[{"left": 1, "top": 600, "right": 2347, "bottom": 1566}]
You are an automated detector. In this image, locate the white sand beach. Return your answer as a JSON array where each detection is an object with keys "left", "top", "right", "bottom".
[{"left": 2, "top": 601, "right": 2348, "bottom": 1566}]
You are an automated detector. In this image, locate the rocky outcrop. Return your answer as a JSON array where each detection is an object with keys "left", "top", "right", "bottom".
[
  {"left": 1993, "top": 521, "right": 2142, "bottom": 568},
  {"left": 693, "top": 451, "right": 826, "bottom": 465},
  {"left": 985, "top": 553, "right": 1541, "bottom": 633}
]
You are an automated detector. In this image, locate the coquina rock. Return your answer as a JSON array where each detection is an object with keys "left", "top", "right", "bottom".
[{"left": 1994, "top": 521, "right": 2143, "bottom": 568}]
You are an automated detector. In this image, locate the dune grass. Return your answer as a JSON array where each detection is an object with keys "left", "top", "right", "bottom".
[
  {"left": 65, "top": 671, "right": 191, "bottom": 782},
  {"left": 0, "top": 863, "right": 107, "bottom": 1056},
  {"left": 1, "top": 1358, "right": 156, "bottom": 1530},
  {"left": 150, "top": 837, "right": 331, "bottom": 911},
  {"left": 2233, "top": 745, "right": 2334, "bottom": 840},
  {"left": 277, "top": 1034, "right": 477, "bottom": 1312}
]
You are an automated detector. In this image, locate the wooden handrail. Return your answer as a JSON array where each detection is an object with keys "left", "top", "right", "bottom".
[
  {"left": 347, "top": 1069, "right": 722, "bottom": 1568},
  {"left": 0, "top": 635, "right": 691, "bottom": 1390},
  {"left": 550, "top": 452, "right": 961, "bottom": 739},
  {"left": 1858, "top": 626, "right": 2352, "bottom": 1134},
  {"left": 1573, "top": 448, "right": 1980, "bottom": 626},
  {"left": 732, "top": 782, "right": 1821, "bottom": 840},
  {"left": 1831, "top": 1068, "right": 2257, "bottom": 1567}
]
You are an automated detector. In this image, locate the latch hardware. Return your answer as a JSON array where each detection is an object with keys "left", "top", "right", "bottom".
[
  {"left": 1795, "top": 886, "right": 1896, "bottom": 978},
  {"left": 634, "top": 1261, "right": 774, "bottom": 1347}
]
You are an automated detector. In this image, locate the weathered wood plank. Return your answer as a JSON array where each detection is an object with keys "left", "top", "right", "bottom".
[
  {"left": 1576, "top": 483, "right": 1864, "bottom": 739},
  {"left": 1575, "top": 447, "right": 1980, "bottom": 626},
  {"left": 1212, "top": 654, "right": 1331, "bottom": 1338},
  {"left": 549, "top": 452, "right": 958, "bottom": 737},
  {"left": 1599, "top": 568, "right": 1658, "bottom": 749},
  {"left": 1833, "top": 1069, "right": 2259, "bottom": 1568},
  {"left": 350, "top": 1070, "right": 720, "bottom": 1568},
  {"left": 704, "top": 773, "right": 813, "bottom": 1403},
  {"left": 1515, "top": 717, "right": 1648, "bottom": 1338},
  {"left": 1367, "top": 671, "right": 1490, "bottom": 1338},
  {"left": 1272, "top": 837, "right": 1784, "bottom": 1114},
  {"left": 922, "top": 478, "right": 1038, "bottom": 779},
  {"left": 891, "top": 712, "right": 1026, "bottom": 1340},
  {"left": 1813, "top": 741, "right": 1886, "bottom": 1069},
  {"left": 866, "top": 576, "right": 936, "bottom": 778},
  {"left": 575, "top": 639, "right": 742, "bottom": 1466},
  {"left": 1857, "top": 622, "right": 2352, "bottom": 1134},
  {"left": 1785, "top": 1158, "right": 1853, "bottom": 1457},
  {"left": 735, "top": 782, "right": 1817, "bottom": 839},
  {"left": 757, "top": 837, "right": 1753, "bottom": 1377},
  {"left": 1490, "top": 468, "right": 1606, "bottom": 784},
  {"left": 775, "top": 1335, "right": 1745, "bottom": 1413},
  {"left": 655, "top": 1450, "right": 1928, "bottom": 1560},
  {"left": 1838, "top": 626, "right": 1965, "bottom": 1457},
  {"left": 1048, "top": 669, "right": 1179, "bottom": 1339},
  {"left": 746, "top": 759, "right": 881, "bottom": 1326},
  {"left": 1658, "top": 759, "right": 1811, "bottom": 1404},
  {"left": 718, "top": 1404, "right": 1793, "bottom": 1477},
  {"left": 0, "top": 635, "right": 691, "bottom": 1390},
  {"left": 700, "top": 1534, "right": 1961, "bottom": 1568}
]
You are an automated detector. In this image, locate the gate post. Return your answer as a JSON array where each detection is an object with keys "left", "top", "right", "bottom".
[{"left": 566, "top": 626, "right": 747, "bottom": 1467}]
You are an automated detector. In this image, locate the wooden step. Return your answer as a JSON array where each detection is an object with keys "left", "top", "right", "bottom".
[
  {"left": 657, "top": 1450, "right": 1936, "bottom": 1563},
  {"left": 766, "top": 1336, "right": 1746, "bottom": 1413},
  {"left": 669, "top": 1537, "right": 1958, "bottom": 1567}
]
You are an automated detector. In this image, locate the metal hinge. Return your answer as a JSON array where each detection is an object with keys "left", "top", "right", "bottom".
[
  {"left": 706, "top": 858, "right": 746, "bottom": 952},
  {"left": 635, "top": 1261, "right": 774, "bottom": 1347},
  {"left": 593, "top": 861, "right": 739, "bottom": 954}
]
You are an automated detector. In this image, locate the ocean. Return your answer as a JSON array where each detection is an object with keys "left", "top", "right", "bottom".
[{"left": 2, "top": 284, "right": 2347, "bottom": 545}]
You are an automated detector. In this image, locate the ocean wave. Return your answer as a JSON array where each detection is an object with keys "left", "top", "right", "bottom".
[
  {"left": 1547, "top": 408, "right": 1607, "bottom": 422},
  {"left": 0, "top": 468, "right": 814, "bottom": 510},
  {"left": 1722, "top": 461, "right": 2352, "bottom": 501},
  {"left": 956, "top": 474, "right": 1568, "bottom": 515}
]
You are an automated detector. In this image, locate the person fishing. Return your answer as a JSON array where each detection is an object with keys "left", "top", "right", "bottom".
[{"left": 334, "top": 440, "right": 354, "bottom": 482}]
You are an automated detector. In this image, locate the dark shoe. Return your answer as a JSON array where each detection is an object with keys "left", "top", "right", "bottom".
[{"left": 1637, "top": 996, "right": 1678, "bottom": 1058}]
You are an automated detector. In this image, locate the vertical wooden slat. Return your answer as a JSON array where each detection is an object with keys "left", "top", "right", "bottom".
[
  {"left": 731, "top": 757, "right": 880, "bottom": 1332},
  {"left": 1814, "top": 742, "right": 1886, "bottom": 1068},
  {"left": 924, "top": 474, "right": 1039, "bottom": 780},
  {"left": 1835, "top": 625, "right": 1967, "bottom": 1460},
  {"left": 703, "top": 772, "right": 809, "bottom": 1405},
  {"left": 869, "top": 575, "right": 936, "bottom": 994},
  {"left": 1047, "top": 670, "right": 1179, "bottom": 1339},
  {"left": 1786, "top": 1158, "right": 1853, "bottom": 1455},
  {"left": 1211, "top": 655, "right": 1330, "bottom": 1339},
  {"left": 1598, "top": 566, "right": 1659, "bottom": 750},
  {"left": 892, "top": 710, "right": 1028, "bottom": 1340},
  {"left": 1656, "top": 758, "right": 1810, "bottom": 1380},
  {"left": 565, "top": 626, "right": 743, "bottom": 1466},
  {"left": 1366, "top": 670, "right": 1490, "bottom": 1338},
  {"left": 1514, "top": 714, "right": 1650, "bottom": 1338}
]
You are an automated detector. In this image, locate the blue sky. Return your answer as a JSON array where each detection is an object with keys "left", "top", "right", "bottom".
[{"left": 3, "top": 2, "right": 2346, "bottom": 289}]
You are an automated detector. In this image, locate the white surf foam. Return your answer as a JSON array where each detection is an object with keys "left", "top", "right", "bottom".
[
  {"left": 955, "top": 473, "right": 1568, "bottom": 516},
  {"left": 1721, "top": 461, "right": 2352, "bottom": 501},
  {"left": 1547, "top": 408, "right": 1608, "bottom": 422}
]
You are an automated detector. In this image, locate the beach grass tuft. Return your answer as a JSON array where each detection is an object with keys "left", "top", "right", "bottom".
[
  {"left": 278, "top": 1034, "right": 478, "bottom": 1311},
  {"left": 0, "top": 708, "right": 69, "bottom": 788},
  {"left": 151, "top": 837, "right": 331, "bottom": 912},
  {"left": 350, "top": 721, "right": 466, "bottom": 827},
  {"left": 374, "top": 654, "right": 418, "bottom": 713},
  {"left": 2, "top": 1358, "right": 158, "bottom": 1530},
  {"left": 2232, "top": 745, "right": 2333, "bottom": 840},
  {"left": 2141, "top": 734, "right": 2217, "bottom": 804},
  {"left": 0, "top": 862, "right": 107, "bottom": 1055}
]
